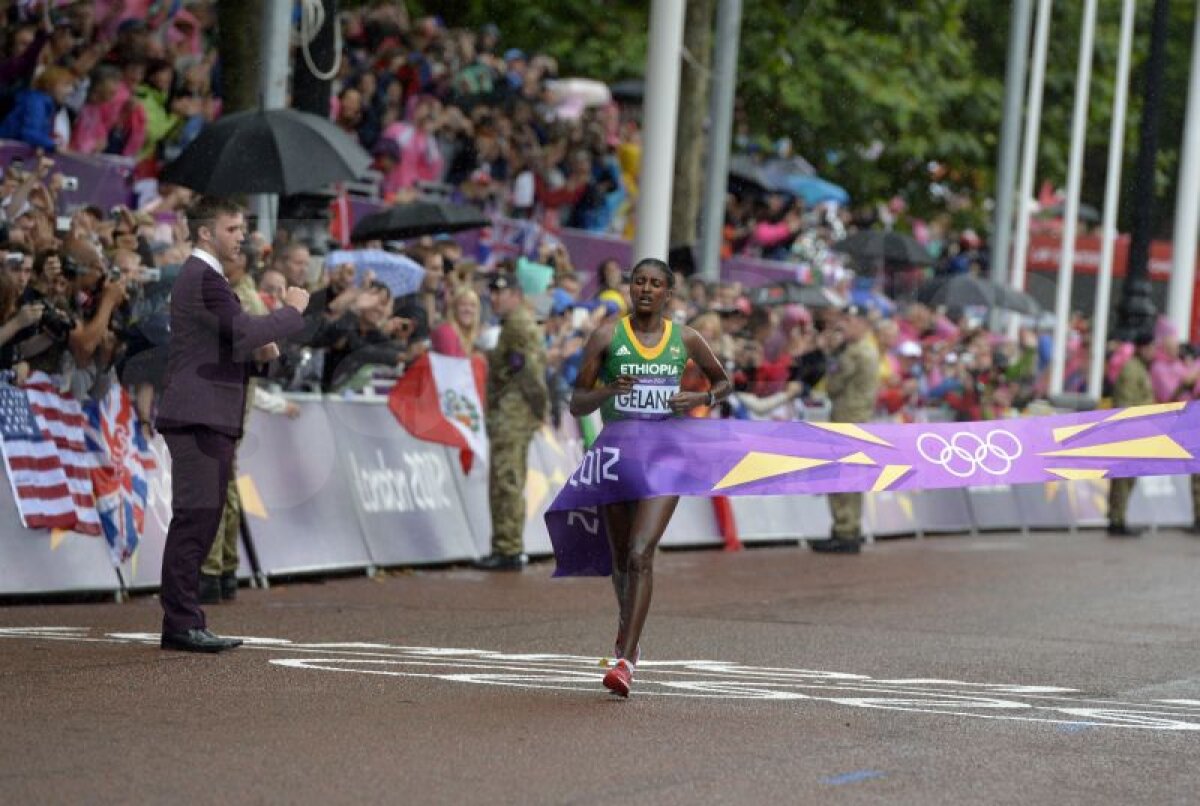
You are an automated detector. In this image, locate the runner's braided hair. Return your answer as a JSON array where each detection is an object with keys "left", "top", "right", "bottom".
[{"left": 630, "top": 257, "right": 673, "bottom": 288}]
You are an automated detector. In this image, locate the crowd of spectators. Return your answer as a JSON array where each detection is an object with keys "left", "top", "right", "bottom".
[{"left": 0, "top": 0, "right": 1141, "bottom": 442}]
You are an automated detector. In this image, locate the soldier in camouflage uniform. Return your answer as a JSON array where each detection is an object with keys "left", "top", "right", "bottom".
[
  {"left": 1108, "top": 332, "right": 1156, "bottom": 537},
  {"left": 474, "top": 273, "right": 548, "bottom": 570},
  {"left": 816, "top": 304, "right": 879, "bottom": 554}
]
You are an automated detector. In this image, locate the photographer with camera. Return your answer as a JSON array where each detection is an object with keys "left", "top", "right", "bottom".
[
  {"left": 59, "top": 249, "right": 129, "bottom": 398},
  {"left": 0, "top": 242, "right": 87, "bottom": 382},
  {"left": 0, "top": 269, "right": 44, "bottom": 377},
  {"left": 4, "top": 243, "right": 34, "bottom": 297},
  {"left": 938, "top": 331, "right": 1013, "bottom": 422},
  {"left": 108, "top": 247, "right": 169, "bottom": 425}
]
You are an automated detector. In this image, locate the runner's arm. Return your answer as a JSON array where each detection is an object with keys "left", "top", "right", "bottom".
[
  {"left": 673, "top": 326, "right": 731, "bottom": 412},
  {"left": 569, "top": 322, "right": 632, "bottom": 417}
]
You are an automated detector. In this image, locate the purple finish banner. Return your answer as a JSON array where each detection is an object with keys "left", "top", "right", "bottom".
[{"left": 546, "top": 402, "right": 1200, "bottom": 576}]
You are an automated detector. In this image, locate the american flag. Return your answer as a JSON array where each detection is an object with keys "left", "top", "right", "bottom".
[
  {"left": 23, "top": 372, "right": 101, "bottom": 535},
  {"left": 0, "top": 378, "right": 86, "bottom": 531},
  {"left": 84, "top": 383, "right": 156, "bottom": 562}
]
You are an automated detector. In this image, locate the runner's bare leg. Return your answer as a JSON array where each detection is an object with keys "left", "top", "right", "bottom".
[
  {"left": 618, "top": 495, "right": 679, "bottom": 662},
  {"left": 603, "top": 501, "right": 636, "bottom": 649}
]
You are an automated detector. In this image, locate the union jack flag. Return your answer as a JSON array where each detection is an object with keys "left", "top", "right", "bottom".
[
  {"left": 83, "top": 383, "right": 157, "bottom": 563},
  {"left": 477, "top": 217, "right": 561, "bottom": 268}
]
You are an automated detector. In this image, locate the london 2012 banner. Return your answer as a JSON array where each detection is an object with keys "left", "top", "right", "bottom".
[{"left": 545, "top": 402, "right": 1200, "bottom": 576}]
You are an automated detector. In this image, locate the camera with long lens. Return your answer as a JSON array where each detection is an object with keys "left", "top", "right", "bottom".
[{"left": 39, "top": 305, "right": 76, "bottom": 342}]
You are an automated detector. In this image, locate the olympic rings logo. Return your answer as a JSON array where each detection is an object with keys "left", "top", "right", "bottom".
[{"left": 916, "top": 430, "right": 1024, "bottom": 478}]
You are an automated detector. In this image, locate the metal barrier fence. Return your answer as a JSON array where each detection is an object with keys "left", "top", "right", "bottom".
[{"left": 0, "top": 398, "right": 1194, "bottom": 597}]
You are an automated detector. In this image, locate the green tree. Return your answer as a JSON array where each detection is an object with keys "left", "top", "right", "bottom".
[
  {"left": 671, "top": 0, "right": 716, "bottom": 249},
  {"left": 411, "top": 0, "right": 1196, "bottom": 235}
]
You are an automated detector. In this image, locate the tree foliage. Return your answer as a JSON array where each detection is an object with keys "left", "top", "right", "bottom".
[{"left": 413, "top": 0, "right": 1196, "bottom": 234}]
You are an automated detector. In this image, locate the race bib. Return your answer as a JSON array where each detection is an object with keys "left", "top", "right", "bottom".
[{"left": 614, "top": 379, "right": 680, "bottom": 419}]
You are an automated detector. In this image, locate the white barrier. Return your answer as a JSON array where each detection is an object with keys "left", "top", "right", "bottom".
[
  {"left": 239, "top": 399, "right": 376, "bottom": 577},
  {"left": 0, "top": 472, "right": 122, "bottom": 596},
  {"left": 4, "top": 395, "right": 1199, "bottom": 597}
]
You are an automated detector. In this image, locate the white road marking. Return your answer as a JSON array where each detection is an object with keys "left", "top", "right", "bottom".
[{"left": 3, "top": 627, "right": 1199, "bottom": 730}]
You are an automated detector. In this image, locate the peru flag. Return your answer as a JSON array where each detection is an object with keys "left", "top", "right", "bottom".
[{"left": 389, "top": 353, "right": 488, "bottom": 474}]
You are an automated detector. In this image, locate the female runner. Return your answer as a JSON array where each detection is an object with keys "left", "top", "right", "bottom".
[{"left": 569, "top": 257, "right": 731, "bottom": 697}]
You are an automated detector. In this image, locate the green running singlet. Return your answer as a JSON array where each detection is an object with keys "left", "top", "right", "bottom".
[{"left": 601, "top": 316, "right": 688, "bottom": 424}]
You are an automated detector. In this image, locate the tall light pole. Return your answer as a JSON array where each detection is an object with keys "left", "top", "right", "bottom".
[
  {"left": 634, "top": 0, "right": 686, "bottom": 263},
  {"left": 991, "top": 0, "right": 1034, "bottom": 290},
  {"left": 1087, "top": 0, "right": 1137, "bottom": 399},
  {"left": 1049, "top": 0, "right": 1096, "bottom": 395},
  {"left": 698, "top": 0, "right": 743, "bottom": 282},
  {"left": 1007, "top": 0, "right": 1053, "bottom": 318},
  {"left": 1166, "top": 9, "right": 1200, "bottom": 339}
]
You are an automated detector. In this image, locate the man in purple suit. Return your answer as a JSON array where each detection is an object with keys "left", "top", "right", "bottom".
[{"left": 155, "top": 196, "right": 309, "bottom": 653}]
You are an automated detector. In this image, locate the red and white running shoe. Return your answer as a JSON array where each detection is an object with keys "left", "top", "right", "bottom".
[
  {"left": 603, "top": 658, "right": 634, "bottom": 698},
  {"left": 614, "top": 640, "right": 641, "bottom": 666}
]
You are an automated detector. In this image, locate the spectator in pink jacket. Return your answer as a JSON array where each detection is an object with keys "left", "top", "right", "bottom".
[
  {"left": 380, "top": 96, "right": 445, "bottom": 191},
  {"left": 71, "top": 64, "right": 146, "bottom": 156},
  {"left": 1150, "top": 328, "right": 1198, "bottom": 403}
]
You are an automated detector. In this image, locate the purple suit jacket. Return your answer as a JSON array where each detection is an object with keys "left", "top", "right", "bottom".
[{"left": 156, "top": 255, "right": 304, "bottom": 438}]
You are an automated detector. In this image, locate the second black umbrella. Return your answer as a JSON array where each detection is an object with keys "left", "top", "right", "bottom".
[
  {"left": 349, "top": 200, "right": 490, "bottom": 243},
  {"left": 160, "top": 107, "right": 371, "bottom": 196},
  {"left": 833, "top": 230, "right": 933, "bottom": 266}
]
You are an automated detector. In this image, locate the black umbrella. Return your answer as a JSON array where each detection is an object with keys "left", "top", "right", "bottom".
[
  {"left": 918, "top": 274, "right": 1041, "bottom": 316},
  {"left": 833, "top": 230, "right": 934, "bottom": 266},
  {"left": 349, "top": 200, "right": 489, "bottom": 242},
  {"left": 160, "top": 108, "right": 371, "bottom": 196},
  {"left": 728, "top": 154, "right": 779, "bottom": 196},
  {"left": 749, "top": 281, "right": 846, "bottom": 309}
]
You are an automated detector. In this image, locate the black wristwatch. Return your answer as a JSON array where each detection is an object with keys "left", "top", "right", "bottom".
[{"left": 706, "top": 390, "right": 716, "bottom": 407}]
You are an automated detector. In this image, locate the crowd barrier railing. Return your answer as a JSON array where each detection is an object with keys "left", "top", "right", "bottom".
[{"left": 1, "top": 395, "right": 1196, "bottom": 597}]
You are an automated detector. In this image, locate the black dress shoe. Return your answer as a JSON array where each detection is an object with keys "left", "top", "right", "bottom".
[
  {"left": 1107, "top": 523, "right": 1144, "bottom": 538},
  {"left": 472, "top": 552, "right": 529, "bottom": 571},
  {"left": 220, "top": 573, "right": 238, "bottom": 601},
  {"left": 200, "top": 629, "right": 242, "bottom": 649},
  {"left": 198, "top": 573, "right": 222, "bottom": 605},
  {"left": 811, "top": 536, "right": 863, "bottom": 554},
  {"left": 161, "top": 628, "right": 237, "bottom": 653}
]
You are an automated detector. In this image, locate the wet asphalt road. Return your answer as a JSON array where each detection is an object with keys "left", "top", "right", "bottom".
[{"left": 2, "top": 528, "right": 1199, "bottom": 804}]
